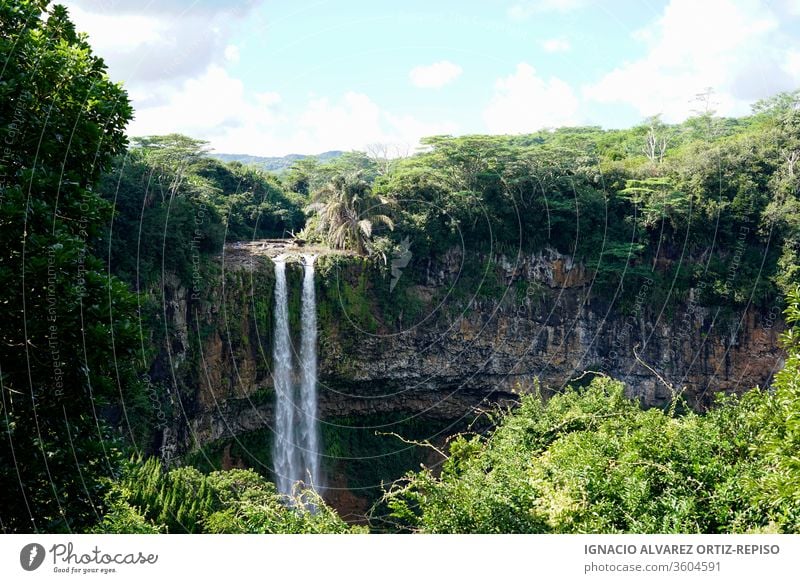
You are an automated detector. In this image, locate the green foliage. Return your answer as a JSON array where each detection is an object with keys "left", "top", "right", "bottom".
[
  {"left": 98, "top": 136, "right": 303, "bottom": 287},
  {"left": 367, "top": 102, "right": 799, "bottom": 307},
  {"left": 3, "top": 0, "right": 799, "bottom": 536},
  {"left": 320, "top": 413, "right": 461, "bottom": 526},
  {"left": 0, "top": 0, "right": 148, "bottom": 533},
  {"left": 95, "top": 458, "right": 364, "bottom": 534},
  {"left": 306, "top": 173, "right": 394, "bottom": 255},
  {"left": 385, "top": 283, "right": 800, "bottom": 534},
  {"left": 284, "top": 151, "right": 378, "bottom": 195},
  {"left": 752, "top": 286, "right": 800, "bottom": 530},
  {"left": 98, "top": 148, "right": 222, "bottom": 285},
  {"left": 193, "top": 157, "right": 305, "bottom": 239},
  {"left": 620, "top": 177, "right": 690, "bottom": 231},
  {"left": 182, "top": 412, "right": 460, "bottom": 528}
]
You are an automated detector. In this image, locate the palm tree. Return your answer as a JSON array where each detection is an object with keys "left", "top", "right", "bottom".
[{"left": 305, "top": 173, "right": 394, "bottom": 254}]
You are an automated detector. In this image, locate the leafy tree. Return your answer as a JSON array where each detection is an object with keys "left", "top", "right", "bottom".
[
  {"left": 284, "top": 151, "right": 378, "bottom": 196},
  {"left": 193, "top": 157, "right": 304, "bottom": 239},
  {"left": 95, "top": 458, "right": 364, "bottom": 534},
  {"left": 132, "top": 134, "right": 211, "bottom": 200},
  {"left": 98, "top": 136, "right": 304, "bottom": 287},
  {"left": 383, "top": 284, "right": 800, "bottom": 534},
  {"left": 621, "top": 177, "right": 690, "bottom": 231},
  {"left": 640, "top": 115, "right": 672, "bottom": 164},
  {"left": 98, "top": 146, "right": 224, "bottom": 287},
  {"left": 284, "top": 156, "right": 322, "bottom": 195},
  {"left": 382, "top": 371, "right": 798, "bottom": 533},
  {"left": 752, "top": 286, "right": 800, "bottom": 530},
  {"left": 306, "top": 174, "right": 394, "bottom": 254},
  {"left": 0, "top": 0, "right": 146, "bottom": 532}
]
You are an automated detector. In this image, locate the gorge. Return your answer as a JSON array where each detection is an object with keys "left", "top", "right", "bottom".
[
  {"left": 6, "top": 1, "right": 800, "bottom": 537},
  {"left": 154, "top": 240, "right": 785, "bottom": 519}
]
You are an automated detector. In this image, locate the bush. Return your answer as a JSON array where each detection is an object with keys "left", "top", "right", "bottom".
[
  {"left": 385, "top": 355, "right": 800, "bottom": 533},
  {"left": 95, "top": 458, "right": 365, "bottom": 534}
]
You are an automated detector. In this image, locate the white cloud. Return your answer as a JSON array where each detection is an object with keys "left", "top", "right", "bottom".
[
  {"left": 289, "top": 92, "right": 458, "bottom": 154},
  {"left": 62, "top": 0, "right": 262, "bottom": 16},
  {"left": 583, "top": 0, "right": 800, "bottom": 121},
  {"left": 126, "top": 66, "right": 457, "bottom": 156},
  {"left": 256, "top": 92, "right": 282, "bottom": 107},
  {"left": 61, "top": 0, "right": 460, "bottom": 156},
  {"left": 778, "top": 0, "right": 800, "bottom": 16},
  {"left": 384, "top": 112, "right": 459, "bottom": 146},
  {"left": 127, "top": 66, "right": 281, "bottom": 139},
  {"left": 295, "top": 92, "right": 382, "bottom": 150},
  {"left": 224, "top": 45, "right": 241, "bottom": 63},
  {"left": 483, "top": 63, "right": 579, "bottom": 134},
  {"left": 65, "top": 5, "right": 165, "bottom": 51},
  {"left": 409, "top": 61, "right": 463, "bottom": 88},
  {"left": 785, "top": 50, "right": 800, "bottom": 80},
  {"left": 61, "top": 0, "right": 258, "bottom": 83},
  {"left": 541, "top": 38, "right": 571, "bottom": 53},
  {"left": 508, "top": 0, "right": 584, "bottom": 20}
]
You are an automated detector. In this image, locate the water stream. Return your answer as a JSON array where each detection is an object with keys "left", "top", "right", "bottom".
[
  {"left": 272, "top": 258, "right": 298, "bottom": 496},
  {"left": 272, "top": 255, "right": 321, "bottom": 497},
  {"left": 298, "top": 254, "right": 321, "bottom": 491}
]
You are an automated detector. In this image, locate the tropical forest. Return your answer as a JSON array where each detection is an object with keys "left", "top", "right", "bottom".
[{"left": 2, "top": 0, "right": 800, "bottom": 537}]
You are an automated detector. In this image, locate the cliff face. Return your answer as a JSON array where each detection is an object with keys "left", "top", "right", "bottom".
[
  {"left": 319, "top": 246, "right": 783, "bottom": 411},
  {"left": 154, "top": 244, "right": 785, "bottom": 461}
]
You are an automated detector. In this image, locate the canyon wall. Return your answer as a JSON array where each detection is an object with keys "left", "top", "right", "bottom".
[{"left": 154, "top": 244, "right": 785, "bottom": 461}]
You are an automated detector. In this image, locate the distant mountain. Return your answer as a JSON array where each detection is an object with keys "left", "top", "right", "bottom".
[{"left": 210, "top": 151, "right": 344, "bottom": 172}]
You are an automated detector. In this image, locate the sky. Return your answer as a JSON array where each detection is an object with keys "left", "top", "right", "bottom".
[{"left": 60, "top": 0, "right": 800, "bottom": 157}]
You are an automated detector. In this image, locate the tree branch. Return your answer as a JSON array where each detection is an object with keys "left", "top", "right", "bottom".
[{"left": 375, "top": 431, "right": 448, "bottom": 459}]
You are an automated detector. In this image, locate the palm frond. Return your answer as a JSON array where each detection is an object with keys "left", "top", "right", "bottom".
[
  {"left": 358, "top": 219, "right": 373, "bottom": 238},
  {"left": 370, "top": 214, "right": 395, "bottom": 230}
]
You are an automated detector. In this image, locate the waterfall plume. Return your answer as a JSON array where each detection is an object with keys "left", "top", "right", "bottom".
[
  {"left": 272, "top": 257, "right": 298, "bottom": 496},
  {"left": 298, "top": 254, "right": 321, "bottom": 491},
  {"left": 271, "top": 254, "right": 321, "bottom": 498}
]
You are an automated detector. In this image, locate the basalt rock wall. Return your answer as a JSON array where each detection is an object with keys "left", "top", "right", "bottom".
[{"left": 153, "top": 244, "right": 785, "bottom": 458}]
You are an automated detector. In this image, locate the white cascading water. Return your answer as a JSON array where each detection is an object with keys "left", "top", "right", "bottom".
[
  {"left": 272, "top": 257, "right": 298, "bottom": 496},
  {"left": 272, "top": 255, "right": 321, "bottom": 498},
  {"left": 298, "top": 254, "right": 321, "bottom": 491}
]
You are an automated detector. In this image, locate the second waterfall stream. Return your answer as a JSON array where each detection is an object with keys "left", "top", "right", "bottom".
[{"left": 272, "top": 254, "right": 321, "bottom": 498}]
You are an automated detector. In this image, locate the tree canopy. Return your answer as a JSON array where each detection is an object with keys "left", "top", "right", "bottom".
[
  {"left": 0, "top": 0, "right": 143, "bottom": 532},
  {"left": 382, "top": 289, "right": 800, "bottom": 534}
]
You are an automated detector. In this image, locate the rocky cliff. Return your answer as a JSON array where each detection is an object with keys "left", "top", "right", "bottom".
[
  {"left": 156, "top": 242, "right": 785, "bottom": 452},
  {"left": 149, "top": 241, "right": 785, "bottom": 516}
]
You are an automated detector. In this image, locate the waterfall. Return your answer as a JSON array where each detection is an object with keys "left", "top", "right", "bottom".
[
  {"left": 298, "top": 254, "right": 321, "bottom": 491},
  {"left": 272, "top": 258, "right": 298, "bottom": 496},
  {"left": 271, "top": 255, "right": 321, "bottom": 498}
]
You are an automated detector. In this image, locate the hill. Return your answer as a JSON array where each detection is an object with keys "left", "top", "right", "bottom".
[{"left": 210, "top": 150, "right": 344, "bottom": 172}]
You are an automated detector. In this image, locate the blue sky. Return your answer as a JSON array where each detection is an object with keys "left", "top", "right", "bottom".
[{"left": 62, "top": 0, "right": 800, "bottom": 156}]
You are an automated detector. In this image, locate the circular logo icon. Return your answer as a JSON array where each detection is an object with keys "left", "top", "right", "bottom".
[{"left": 20, "top": 543, "right": 46, "bottom": 571}]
